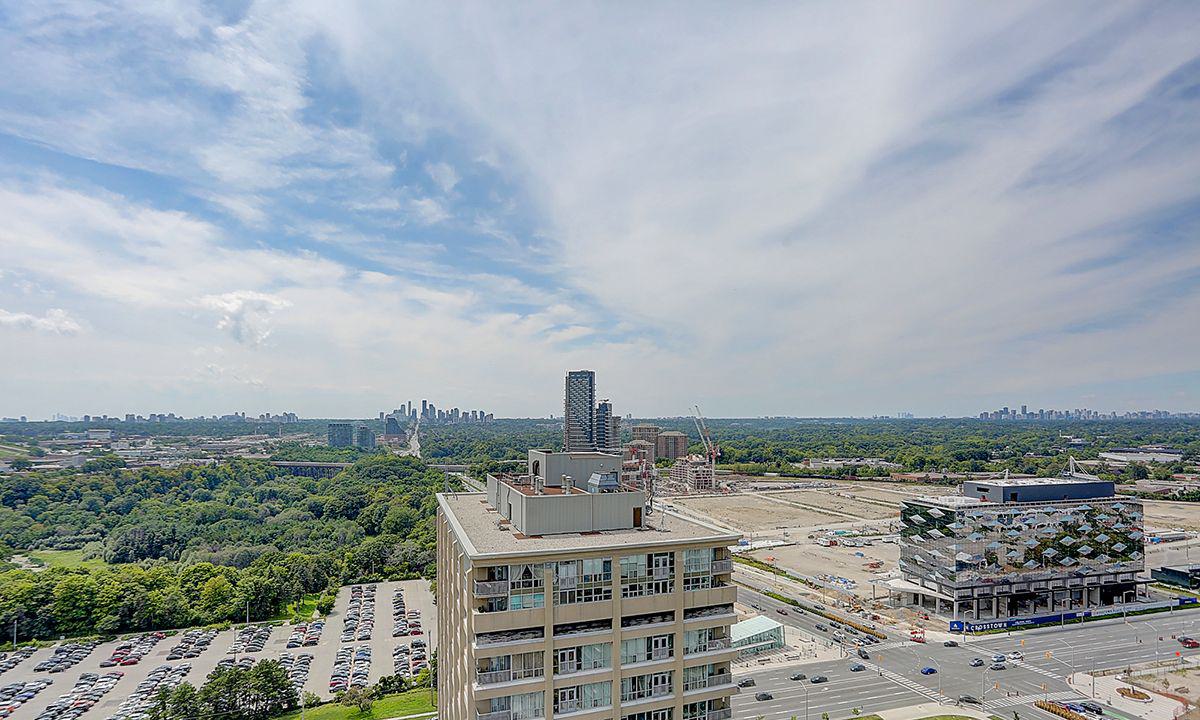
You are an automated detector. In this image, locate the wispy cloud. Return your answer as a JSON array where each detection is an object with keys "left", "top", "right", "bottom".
[{"left": 0, "top": 308, "right": 82, "bottom": 335}]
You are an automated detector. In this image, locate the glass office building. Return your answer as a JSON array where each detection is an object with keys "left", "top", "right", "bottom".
[{"left": 897, "top": 470, "right": 1145, "bottom": 620}]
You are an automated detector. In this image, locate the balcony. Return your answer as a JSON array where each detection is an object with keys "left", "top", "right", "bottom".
[
  {"left": 683, "top": 673, "right": 731, "bottom": 692},
  {"left": 555, "top": 700, "right": 580, "bottom": 715},
  {"left": 621, "top": 686, "right": 673, "bottom": 703},
  {"left": 651, "top": 647, "right": 672, "bottom": 661},
  {"left": 711, "top": 559, "right": 732, "bottom": 574},
  {"left": 477, "top": 667, "right": 545, "bottom": 686},
  {"left": 476, "top": 580, "right": 510, "bottom": 598},
  {"left": 555, "top": 660, "right": 610, "bottom": 677},
  {"left": 686, "top": 638, "right": 731, "bottom": 655},
  {"left": 477, "top": 712, "right": 511, "bottom": 720},
  {"left": 707, "top": 709, "right": 732, "bottom": 720}
]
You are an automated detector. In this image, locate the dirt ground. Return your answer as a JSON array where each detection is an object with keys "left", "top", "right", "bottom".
[
  {"left": 832, "top": 482, "right": 953, "bottom": 503},
  {"left": 748, "top": 540, "right": 901, "bottom": 603},
  {"left": 672, "top": 494, "right": 836, "bottom": 531},
  {"left": 1132, "top": 665, "right": 1200, "bottom": 706},
  {"left": 1144, "top": 500, "right": 1200, "bottom": 532},
  {"left": 765, "top": 490, "right": 899, "bottom": 519}
]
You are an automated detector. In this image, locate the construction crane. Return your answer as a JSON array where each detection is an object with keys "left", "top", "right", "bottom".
[{"left": 692, "top": 405, "right": 719, "bottom": 468}]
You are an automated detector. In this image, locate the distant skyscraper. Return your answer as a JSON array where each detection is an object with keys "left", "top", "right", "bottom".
[
  {"left": 384, "top": 416, "right": 403, "bottom": 436},
  {"left": 594, "top": 398, "right": 619, "bottom": 451},
  {"left": 327, "top": 422, "right": 354, "bottom": 448},
  {"left": 563, "top": 370, "right": 596, "bottom": 451}
]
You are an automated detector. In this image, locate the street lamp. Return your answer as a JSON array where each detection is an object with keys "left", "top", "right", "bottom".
[
  {"left": 926, "top": 656, "right": 942, "bottom": 699},
  {"left": 801, "top": 682, "right": 810, "bottom": 720}
]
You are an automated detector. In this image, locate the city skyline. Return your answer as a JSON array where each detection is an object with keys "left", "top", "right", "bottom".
[{"left": 1, "top": 4, "right": 1198, "bottom": 418}]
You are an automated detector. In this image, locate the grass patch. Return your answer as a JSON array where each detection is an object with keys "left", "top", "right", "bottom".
[
  {"left": 271, "top": 593, "right": 322, "bottom": 622},
  {"left": 0, "top": 445, "right": 26, "bottom": 459},
  {"left": 275, "top": 690, "right": 435, "bottom": 720},
  {"left": 26, "top": 549, "right": 107, "bottom": 570}
]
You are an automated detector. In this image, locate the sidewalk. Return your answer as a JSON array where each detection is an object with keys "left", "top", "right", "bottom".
[
  {"left": 1069, "top": 671, "right": 1186, "bottom": 720},
  {"left": 876, "top": 702, "right": 990, "bottom": 720}
]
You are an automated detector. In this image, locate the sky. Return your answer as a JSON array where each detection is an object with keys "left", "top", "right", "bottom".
[{"left": 1, "top": 2, "right": 1199, "bottom": 419}]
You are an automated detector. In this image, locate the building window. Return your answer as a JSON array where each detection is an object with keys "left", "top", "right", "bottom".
[
  {"left": 554, "top": 643, "right": 611, "bottom": 675},
  {"left": 509, "top": 563, "right": 545, "bottom": 610},
  {"left": 623, "top": 710, "right": 673, "bottom": 720},
  {"left": 554, "top": 681, "right": 611, "bottom": 714},
  {"left": 620, "top": 634, "right": 673, "bottom": 665},
  {"left": 682, "top": 548, "right": 714, "bottom": 591},
  {"left": 555, "top": 558, "right": 613, "bottom": 605},
  {"left": 621, "top": 552, "right": 674, "bottom": 598},
  {"left": 620, "top": 671, "right": 673, "bottom": 703},
  {"left": 683, "top": 628, "right": 710, "bottom": 655},
  {"left": 489, "top": 691, "right": 544, "bottom": 720}
]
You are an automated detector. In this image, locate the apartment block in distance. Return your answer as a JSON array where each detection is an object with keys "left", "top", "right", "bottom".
[{"left": 437, "top": 450, "right": 740, "bottom": 720}]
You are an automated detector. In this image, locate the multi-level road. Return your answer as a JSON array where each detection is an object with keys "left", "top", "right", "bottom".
[{"left": 734, "top": 583, "right": 1200, "bottom": 720}]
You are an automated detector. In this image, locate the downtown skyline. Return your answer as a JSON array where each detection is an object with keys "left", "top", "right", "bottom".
[{"left": 1, "top": 3, "right": 1199, "bottom": 419}]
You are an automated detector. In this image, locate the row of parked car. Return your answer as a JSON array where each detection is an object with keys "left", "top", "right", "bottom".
[
  {"left": 0, "top": 679, "right": 53, "bottom": 719},
  {"left": 34, "top": 643, "right": 97, "bottom": 674},
  {"left": 392, "top": 589, "right": 422, "bottom": 637},
  {"left": 215, "top": 657, "right": 257, "bottom": 673},
  {"left": 278, "top": 653, "right": 313, "bottom": 692},
  {"left": 227, "top": 625, "right": 271, "bottom": 654},
  {"left": 99, "top": 634, "right": 163, "bottom": 668},
  {"left": 166, "top": 629, "right": 217, "bottom": 661},
  {"left": 32, "top": 671, "right": 121, "bottom": 720},
  {"left": 391, "top": 639, "right": 428, "bottom": 677},
  {"left": 108, "top": 664, "right": 191, "bottom": 720},
  {"left": 286, "top": 621, "right": 324, "bottom": 649},
  {"left": 341, "top": 586, "right": 377, "bottom": 643},
  {"left": 330, "top": 646, "right": 371, "bottom": 693},
  {"left": 0, "top": 650, "right": 35, "bottom": 678}
]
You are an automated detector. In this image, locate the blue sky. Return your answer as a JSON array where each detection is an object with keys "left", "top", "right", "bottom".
[{"left": 1, "top": 1, "right": 1198, "bottom": 418}]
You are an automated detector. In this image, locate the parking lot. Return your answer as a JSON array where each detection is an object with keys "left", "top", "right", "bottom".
[{"left": 0, "top": 579, "right": 435, "bottom": 720}]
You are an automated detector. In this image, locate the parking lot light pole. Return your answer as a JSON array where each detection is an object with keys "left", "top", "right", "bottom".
[
  {"left": 927, "top": 657, "right": 941, "bottom": 699},
  {"left": 802, "top": 683, "right": 809, "bottom": 720}
]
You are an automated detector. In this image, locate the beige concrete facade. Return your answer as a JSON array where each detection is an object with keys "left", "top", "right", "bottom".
[{"left": 438, "top": 491, "right": 740, "bottom": 720}]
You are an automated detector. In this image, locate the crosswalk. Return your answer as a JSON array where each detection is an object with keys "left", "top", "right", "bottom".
[
  {"left": 867, "top": 641, "right": 910, "bottom": 651},
  {"left": 860, "top": 661, "right": 953, "bottom": 705},
  {"left": 983, "top": 690, "right": 1084, "bottom": 709},
  {"left": 1010, "top": 659, "right": 1066, "bottom": 681}
]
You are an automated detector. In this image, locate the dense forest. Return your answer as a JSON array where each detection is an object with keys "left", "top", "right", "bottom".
[{"left": 0, "top": 455, "right": 456, "bottom": 641}]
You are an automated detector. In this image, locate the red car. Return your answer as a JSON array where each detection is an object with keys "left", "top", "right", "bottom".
[{"left": 1180, "top": 637, "right": 1199, "bottom": 649}]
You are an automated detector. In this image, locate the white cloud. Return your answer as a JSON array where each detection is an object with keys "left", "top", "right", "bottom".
[
  {"left": 196, "top": 290, "right": 292, "bottom": 346},
  {"left": 424, "top": 161, "right": 460, "bottom": 193},
  {"left": 411, "top": 196, "right": 449, "bottom": 224},
  {"left": 0, "top": 308, "right": 82, "bottom": 335}
]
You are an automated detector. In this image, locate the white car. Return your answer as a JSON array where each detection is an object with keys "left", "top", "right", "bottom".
[{"left": 1007, "top": 651, "right": 1023, "bottom": 661}]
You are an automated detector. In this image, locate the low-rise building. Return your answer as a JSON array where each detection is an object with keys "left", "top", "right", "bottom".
[
  {"left": 669, "top": 457, "right": 715, "bottom": 492},
  {"left": 894, "top": 464, "right": 1145, "bottom": 621},
  {"left": 730, "top": 617, "right": 784, "bottom": 657}
]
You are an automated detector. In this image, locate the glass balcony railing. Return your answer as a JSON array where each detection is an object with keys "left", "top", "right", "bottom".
[
  {"left": 475, "top": 580, "right": 509, "bottom": 597},
  {"left": 710, "top": 559, "right": 733, "bottom": 574},
  {"left": 683, "top": 673, "right": 731, "bottom": 691},
  {"left": 476, "top": 667, "right": 545, "bottom": 685}
]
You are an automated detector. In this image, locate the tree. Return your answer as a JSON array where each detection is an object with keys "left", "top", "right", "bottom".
[
  {"left": 341, "top": 687, "right": 374, "bottom": 713},
  {"left": 10, "top": 459, "right": 31, "bottom": 471},
  {"left": 302, "top": 692, "right": 322, "bottom": 709}
]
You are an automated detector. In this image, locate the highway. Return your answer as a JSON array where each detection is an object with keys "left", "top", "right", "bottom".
[{"left": 734, "top": 583, "right": 1200, "bottom": 720}]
